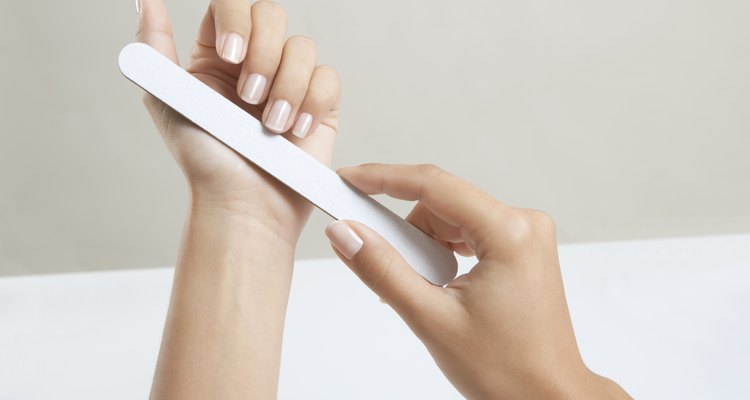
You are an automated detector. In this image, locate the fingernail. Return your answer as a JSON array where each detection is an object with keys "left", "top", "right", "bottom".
[
  {"left": 325, "top": 221, "right": 363, "bottom": 260},
  {"left": 222, "top": 33, "right": 244, "bottom": 64},
  {"left": 135, "top": 0, "right": 141, "bottom": 14},
  {"left": 292, "top": 113, "right": 313, "bottom": 138},
  {"left": 265, "top": 99, "right": 291, "bottom": 133},
  {"left": 240, "top": 73, "right": 267, "bottom": 105}
]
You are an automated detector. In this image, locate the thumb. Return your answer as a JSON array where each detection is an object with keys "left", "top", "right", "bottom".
[
  {"left": 135, "top": 0, "right": 180, "bottom": 127},
  {"left": 136, "top": 0, "right": 179, "bottom": 65},
  {"left": 325, "top": 220, "right": 446, "bottom": 321}
]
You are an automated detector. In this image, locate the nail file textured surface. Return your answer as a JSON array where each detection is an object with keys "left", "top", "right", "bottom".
[{"left": 118, "top": 43, "right": 457, "bottom": 285}]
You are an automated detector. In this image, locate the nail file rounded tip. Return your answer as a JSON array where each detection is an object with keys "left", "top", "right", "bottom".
[{"left": 118, "top": 42, "right": 458, "bottom": 285}]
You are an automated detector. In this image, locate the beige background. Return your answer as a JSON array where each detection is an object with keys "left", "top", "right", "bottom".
[{"left": 1, "top": 0, "right": 748, "bottom": 276}]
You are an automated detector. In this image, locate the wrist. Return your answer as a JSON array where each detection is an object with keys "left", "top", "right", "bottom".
[
  {"left": 158, "top": 187, "right": 299, "bottom": 400},
  {"left": 189, "top": 190, "right": 300, "bottom": 249},
  {"left": 188, "top": 197, "right": 298, "bottom": 253}
]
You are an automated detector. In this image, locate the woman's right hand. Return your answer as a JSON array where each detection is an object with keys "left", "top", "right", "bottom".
[{"left": 325, "top": 163, "right": 631, "bottom": 400}]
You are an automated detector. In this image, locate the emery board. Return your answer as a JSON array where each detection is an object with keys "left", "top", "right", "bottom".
[{"left": 118, "top": 43, "right": 457, "bottom": 286}]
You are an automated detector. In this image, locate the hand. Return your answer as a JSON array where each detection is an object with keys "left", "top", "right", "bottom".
[
  {"left": 136, "top": 2, "right": 341, "bottom": 398},
  {"left": 325, "top": 164, "right": 632, "bottom": 400},
  {"left": 136, "top": 0, "right": 340, "bottom": 245}
]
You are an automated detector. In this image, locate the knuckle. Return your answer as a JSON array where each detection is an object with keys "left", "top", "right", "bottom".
[
  {"left": 415, "top": 163, "right": 448, "bottom": 199},
  {"left": 418, "top": 163, "right": 445, "bottom": 178},
  {"left": 360, "top": 249, "right": 395, "bottom": 293},
  {"left": 253, "top": 0, "right": 286, "bottom": 18},
  {"left": 358, "top": 162, "right": 383, "bottom": 172},
  {"left": 503, "top": 211, "right": 536, "bottom": 246},
  {"left": 306, "top": 86, "right": 337, "bottom": 106},
  {"left": 527, "top": 208, "right": 556, "bottom": 232},
  {"left": 500, "top": 209, "right": 556, "bottom": 247},
  {"left": 250, "top": 44, "right": 282, "bottom": 66},
  {"left": 135, "top": 24, "right": 173, "bottom": 43},
  {"left": 287, "top": 35, "right": 317, "bottom": 53},
  {"left": 273, "top": 74, "right": 308, "bottom": 93},
  {"left": 311, "top": 65, "right": 340, "bottom": 92},
  {"left": 315, "top": 64, "right": 340, "bottom": 79}
]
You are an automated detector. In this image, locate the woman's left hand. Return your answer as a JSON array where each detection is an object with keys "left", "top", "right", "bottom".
[{"left": 137, "top": 0, "right": 341, "bottom": 246}]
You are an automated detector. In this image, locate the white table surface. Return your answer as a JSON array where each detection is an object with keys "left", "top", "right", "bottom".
[{"left": 1, "top": 234, "right": 749, "bottom": 399}]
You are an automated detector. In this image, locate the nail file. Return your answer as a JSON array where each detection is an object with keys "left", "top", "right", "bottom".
[{"left": 118, "top": 43, "right": 457, "bottom": 285}]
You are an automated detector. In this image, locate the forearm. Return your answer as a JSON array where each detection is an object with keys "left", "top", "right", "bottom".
[{"left": 150, "top": 200, "right": 296, "bottom": 400}]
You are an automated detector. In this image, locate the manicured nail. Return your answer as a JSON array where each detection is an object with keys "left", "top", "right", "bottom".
[
  {"left": 222, "top": 33, "right": 244, "bottom": 64},
  {"left": 265, "top": 99, "right": 291, "bottom": 133},
  {"left": 292, "top": 113, "right": 313, "bottom": 138},
  {"left": 325, "top": 221, "right": 363, "bottom": 260},
  {"left": 135, "top": 0, "right": 141, "bottom": 14},
  {"left": 240, "top": 73, "right": 267, "bottom": 105}
]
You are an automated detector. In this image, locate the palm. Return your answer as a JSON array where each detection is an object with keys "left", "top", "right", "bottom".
[{"left": 148, "top": 42, "right": 338, "bottom": 240}]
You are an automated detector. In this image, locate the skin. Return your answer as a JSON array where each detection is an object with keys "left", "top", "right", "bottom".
[
  {"left": 135, "top": 0, "right": 632, "bottom": 399},
  {"left": 327, "top": 164, "right": 633, "bottom": 399},
  {"left": 137, "top": 0, "right": 339, "bottom": 398}
]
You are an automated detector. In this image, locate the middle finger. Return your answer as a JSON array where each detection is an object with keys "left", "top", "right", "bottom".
[{"left": 237, "top": 0, "right": 287, "bottom": 105}]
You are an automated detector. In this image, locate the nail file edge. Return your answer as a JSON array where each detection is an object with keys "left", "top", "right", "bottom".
[{"left": 117, "top": 43, "right": 457, "bottom": 285}]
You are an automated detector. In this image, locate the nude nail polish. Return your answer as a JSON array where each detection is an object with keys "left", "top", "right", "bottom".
[
  {"left": 325, "top": 221, "right": 363, "bottom": 260},
  {"left": 292, "top": 113, "right": 313, "bottom": 138},
  {"left": 240, "top": 73, "right": 267, "bottom": 105},
  {"left": 135, "top": 0, "right": 141, "bottom": 14},
  {"left": 222, "top": 33, "right": 244, "bottom": 64},
  {"left": 265, "top": 100, "right": 291, "bottom": 133}
]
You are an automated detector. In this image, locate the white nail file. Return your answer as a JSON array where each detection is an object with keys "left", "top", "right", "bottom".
[{"left": 118, "top": 43, "right": 457, "bottom": 285}]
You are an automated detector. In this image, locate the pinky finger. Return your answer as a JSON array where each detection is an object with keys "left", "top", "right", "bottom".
[{"left": 290, "top": 65, "right": 340, "bottom": 138}]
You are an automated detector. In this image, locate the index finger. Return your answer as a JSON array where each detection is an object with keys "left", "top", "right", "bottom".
[{"left": 336, "top": 163, "right": 508, "bottom": 237}]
